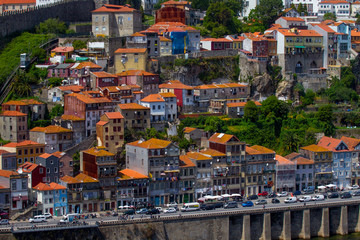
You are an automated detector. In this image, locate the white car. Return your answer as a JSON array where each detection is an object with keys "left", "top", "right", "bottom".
[
  {"left": 284, "top": 197, "right": 297, "bottom": 203},
  {"left": 166, "top": 202, "right": 178, "bottom": 208},
  {"left": 43, "top": 213, "right": 52, "bottom": 219},
  {"left": 163, "top": 208, "right": 177, "bottom": 213},
  {"left": 312, "top": 195, "right": 325, "bottom": 201},
  {"left": 155, "top": 207, "right": 163, "bottom": 213},
  {"left": 277, "top": 192, "right": 288, "bottom": 197},
  {"left": 29, "top": 215, "right": 47, "bottom": 223},
  {"left": 299, "top": 196, "right": 312, "bottom": 202}
]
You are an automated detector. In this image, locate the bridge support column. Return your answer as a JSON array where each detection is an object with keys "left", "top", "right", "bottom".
[
  {"left": 299, "top": 209, "right": 310, "bottom": 239},
  {"left": 242, "top": 215, "right": 251, "bottom": 240},
  {"left": 319, "top": 207, "right": 330, "bottom": 237},
  {"left": 355, "top": 206, "right": 360, "bottom": 232},
  {"left": 261, "top": 213, "right": 271, "bottom": 240},
  {"left": 280, "top": 211, "right": 291, "bottom": 240},
  {"left": 337, "top": 206, "right": 348, "bottom": 235}
]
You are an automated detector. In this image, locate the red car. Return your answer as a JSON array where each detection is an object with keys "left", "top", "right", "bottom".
[{"left": 257, "top": 191, "right": 268, "bottom": 196}]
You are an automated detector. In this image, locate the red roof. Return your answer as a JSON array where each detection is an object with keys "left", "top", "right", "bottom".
[
  {"left": 127, "top": 138, "right": 171, "bottom": 149},
  {"left": 179, "top": 155, "right": 196, "bottom": 167},
  {"left": 117, "top": 103, "right": 150, "bottom": 110},
  {"left": 275, "top": 155, "right": 294, "bottom": 165},
  {"left": 227, "top": 101, "right": 261, "bottom": 108},
  {"left": 49, "top": 182, "right": 67, "bottom": 190},
  {"left": 0, "top": 0, "right": 35, "bottom": 4},
  {"left": 115, "top": 48, "right": 147, "bottom": 54},
  {"left": 33, "top": 182, "right": 53, "bottom": 191},
  {"left": 208, "top": 133, "right": 240, "bottom": 144},
  {"left": 3, "top": 140, "right": 43, "bottom": 148},
  {"left": 96, "top": 121, "right": 108, "bottom": 126},
  {"left": 30, "top": 125, "right": 72, "bottom": 134},
  {"left": 0, "top": 170, "right": 18, "bottom": 178},
  {"left": 277, "top": 28, "right": 322, "bottom": 37},
  {"left": 119, "top": 169, "right": 148, "bottom": 179},
  {"left": 201, "top": 38, "right": 232, "bottom": 42},
  {"left": 141, "top": 94, "right": 165, "bottom": 102},
  {"left": 91, "top": 71, "right": 117, "bottom": 78},
  {"left": 317, "top": 136, "right": 348, "bottom": 152},
  {"left": 162, "top": 0, "right": 190, "bottom": 5},
  {"left": 57, "top": 85, "right": 84, "bottom": 93},
  {"left": 18, "top": 162, "right": 39, "bottom": 173},
  {"left": 340, "top": 136, "right": 360, "bottom": 151},
  {"left": 92, "top": 4, "right": 137, "bottom": 13},
  {"left": 145, "top": 22, "right": 197, "bottom": 34},
  {"left": 320, "top": 0, "right": 349, "bottom": 4},
  {"left": 104, "top": 112, "right": 124, "bottom": 119},
  {"left": 159, "top": 80, "right": 193, "bottom": 90},
  {"left": 280, "top": 17, "right": 305, "bottom": 22},
  {"left": 0, "top": 111, "right": 26, "bottom": 116}
]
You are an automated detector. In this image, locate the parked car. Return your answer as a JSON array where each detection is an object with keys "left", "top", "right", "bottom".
[
  {"left": 268, "top": 193, "right": 276, "bottom": 198},
  {"left": 284, "top": 197, "right": 297, "bottom": 203},
  {"left": 213, "top": 202, "right": 224, "bottom": 208},
  {"left": 302, "top": 190, "right": 315, "bottom": 195},
  {"left": 29, "top": 215, "right": 47, "bottom": 223},
  {"left": 340, "top": 192, "right": 352, "bottom": 199},
  {"left": 146, "top": 209, "right": 160, "bottom": 215},
  {"left": 164, "top": 208, "right": 177, "bottom": 213},
  {"left": 111, "top": 211, "right": 118, "bottom": 216},
  {"left": 299, "top": 196, "right": 312, "bottom": 202},
  {"left": 136, "top": 208, "right": 148, "bottom": 214},
  {"left": 352, "top": 190, "right": 360, "bottom": 196},
  {"left": 43, "top": 213, "right": 52, "bottom": 219},
  {"left": 277, "top": 192, "right": 288, "bottom": 197},
  {"left": 0, "top": 219, "right": 9, "bottom": 225},
  {"left": 293, "top": 191, "right": 302, "bottom": 196},
  {"left": 123, "top": 209, "right": 136, "bottom": 215},
  {"left": 255, "top": 199, "right": 267, "bottom": 205},
  {"left": 155, "top": 207, "right": 163, "bottom": 213},
  {"left": 348, "top": 185, "right": 359, "bottom": 190},
  {"left": 257, "top": 191, "right": 268, "bottom": 197},
  {"left": 247, "top": 195, "right": 258, "bottom": 200},
  {"left": 312, "top": 195, "right": 325, "bottom": 201},
  {"left": 328, "top": 192, "right": 339, "bottom": 199},
  {"left": 224, "top": 201, "right": 238, "bottom": 209},
  {"left": 201, "top": 204, "right": 216, "bottom": 210},
  {"left": 242, "top": 201, "right": 254, "bottom": 207},
  {"left": 166, "top": 202, "right": 178, "bottom": 208},
  {"left": 272, "top": 198, "right": 280, "bottom": 204}
]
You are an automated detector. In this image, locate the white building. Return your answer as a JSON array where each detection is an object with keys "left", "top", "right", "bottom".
[
  {"left": 318, "top": 0, "right": 350, "bottom": 18},
  {"left": 242, "top": 0, "right": 259, "bottom": 17},
  {"left": 36, "top": 0, "right": 61, "bottom": 6},
  {"left": 352, "top": 1, "right": 360, "bottom": 17},
  {"left": 0, "top": 170, "right": 28, "bottom": 211},
  {"left": 140, "top": 92, "right": 177, "bottom": 122}
]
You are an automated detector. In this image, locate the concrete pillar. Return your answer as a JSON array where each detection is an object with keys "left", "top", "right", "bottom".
[
  {"left": 261, "top": 213, "right": 271, "bottom": 240},
  {"left": 299, "top": 209, "right": 311, "bottom": 239},
  {"left": 355, "top": 206, "right": 360, "bottom": 232},
  {"left": 337, "top": 206, "right": 348, "bottom": 235},
  {"left": 242, "top": 214, "right": 251, "bottom": 240},
  {"left": 319, "top": 208, "right": 330, "bottom": 238},
  {"left": 281, "top": 211, "right": 291, "bottom": 240}
]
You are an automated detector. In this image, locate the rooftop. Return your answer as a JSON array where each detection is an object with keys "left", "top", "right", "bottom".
[
  {"left": 61, "top": 115, "right": 85, "bottom": 121},
  {"left": 141, "top": 94, "right": 165, "bottom": 102},
  {"left": 119, "top": 169, "right": 148, "bottom": 179},
  {"left": 3, "top": 99, "right": 43, "bottom": 106},
  {"left": 127, "top": 138, "right": 172, "bottom": 149},
  {"left": 0, "top": 0, "right": 35, "bottom": 4},
  {"left": 186, "top": 152, "right": 212, "bottom": 161},
  {"left": 116, "top": 70, "right": 157, "bottom": 76},
  {"left": 18, "top": 162, "right": 39, "bottom": 173},
  {"left": 200, "top": 149, "right": 226, "bottom": 157},
  {"left": 92, "top": 4, "right": 137, "bottom": 13},
  {"left": 104, "top": 112, "right": 124, "bottom": 119},
  {"left": 117, "top": 103, "right": 150, "bottom": 110},
  {"left": 227, "top": 101, "right": 261, "bottom": 108},
  {"left": 3, "top": 140, "right": 43, "bottom": 148},
  {"left": 91, "top": 71, "right": 117, "bottom": 78},
  {"left": 196, "top": 83, "right": 246, "bottom": 90},
  {"left": 0, "top": 111, "right": 27, "bottom": 117},
  {"left": 183, "top": 127, "right": 197, "bottom": 133},
  {"left": 280, "top": 17, "right": 305, "bottom": 22},
  {"left": 0, "top": 170, "right": 18, "bottom": 178},
  {"left": 208, "top": 133, "right": 240, "bottom": 144},
  {"left": 159, "top": 80, "right": 193, "bottom": 90},
  {"left": 67, "top": 92, "right": 112, "bottom": 104},
  {"left": 57, "top": 85, "right": 84, "bottom": 93},
  {"left": 74, "top": 61, "right": 102, "bottom": 69},
  {"left": 179, "top": 155, "right": 196, "bottom": 167},
  {"left": 277, "top": 28, "right": 322, "bottom": 37},
  {"left": 115, "top": 48, "right": 147, "bottom": 54},
  {"left": 51, "top": 47, "right": 74, "bottom": 53},
  {"left": 33, "top": 182, "right": 53, "bottom": 191},
  {"left": 75, "top": 173, "right": 99, "bottom": 183},
  {"left": 246, "top": 145, "right": 275, "bottom": 155},
  {"left": 275, "top": 154, "right": 295, "bottom": 165},
  {"left": 82, "top": 147, "right": 115, "bottom": 157},
  {"left": 301, "top": 144, "right": 332, "bottom": 152},
  {"left": 30, "top": 125, "right": 72, "bottom": 134},
  {"left": 49, "top": 182, "right": 67, "bottom": 190}
]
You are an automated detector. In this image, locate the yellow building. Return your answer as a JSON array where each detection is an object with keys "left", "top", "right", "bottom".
[
  {"left": 225, "top": 35, "right": 245, "bottom": 50},
  {"left": 0, "top": 140, "right": 45, "bottom": 167},
  {"left": 50, "top": 47, "right": 74, "bottom": 59},
  {"left": 114, "top": 48, "right": 148, "bottom": 73}
]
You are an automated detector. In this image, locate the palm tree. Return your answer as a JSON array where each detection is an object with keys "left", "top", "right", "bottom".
[{"left": 11, "top": 71, "right": 32, "bottom": 98}]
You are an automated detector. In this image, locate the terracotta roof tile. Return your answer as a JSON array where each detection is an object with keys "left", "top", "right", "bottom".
[
  {"left": 183, "top": 127, "right": 197, "bottom": 133},
  {"left": 67, "top": 93, "right": 112, "bottom": 104},
  {"left": 340, "top": 136, "right": 360, "bottom": 151},
  {"left": 18, "top": 162, "right": 39, "bottom": 173},
  {"left": 227, "top": 101, "right": 261, "bottom": 108},
  {"left": 127, "top": 138, "right": 172, "bottom": 149},
  {"left": 352, "top": 29, "right": 360, "bottom": 37},
  {"left": 196, "top": 82, "right": 246, "bottom": 90},
  {"left": 0, "top": 170, "right": 18, "bottom": 178},
  {"left": 61, "top": 175, "right": 81, "bottom": 184},
  {"left": 186, "top": 152, "right": 212, "bottom": 161},
  {"left": 159, "top": 36, "right": 171, "bottom": 42},
  {"left": 0, "top": 111, "right": 27, "bottom": 116},
  {"left": 117, "top": 103, "right": 150, "bottom": 110},
  {"left": 74, "top": 173, "right": 99, "bottom": 183},
  {"left": 49, "top": 182, "right": 67, "bottom": 190},
  {"left": 141, "top": 94, "right": 165, "bottom": 102},
  {"left": 82, "top": 147, "right": 114, "bottom": 157},
  {"left": 104, "top": 112, "right": 124, "bottom": 119},
  {"left": 3, "top": 99, "right": 43, "bottom": 106},
  {"left": 91, "top": 71, "right": 117, "bottom": 78},
  {"left": 159, "top": 92, "right": 176, "bottom": 98},
  {"left": 51, "top": 47, "right": 74, "bottom": 53},
  {"left": 131, "top": 32, "right": 146, "bottom": 37},
  {"left": 201, "top": 38, "right": 232, "bottom": 42},
  {"left": 119, "top": 169, "right": 148, "bottom": 179},
  {"left": 115, "top": 48, "right": 147, "bottom": 54},
  {"left": 0, "top": 0, "right": 35, "bottom": 4},
  {"left": 30, "top": 125, "right": 72, "bottom": 134},
  {"left": 200, "top": 149, "right": 226, "bottom": 157},
  {"left": 159, "top": 80, "right": 193, "bottom": 90},
  {"left": 179, "top": 155, "right": 196, "bottom": 167},
  {"left": 116, "top": 70, "right": 157, "bottom": 76},
  {"left": 61, "top": 115, "right": 85, "bottom": 121},
  {"left": 246, "top": 145, "right": 275, "bottom": 155},
  {"left": 57, "top": 85, "right": 84, "bottom": 92},
  {"left": 275, "top": 155, "right": 294, "bottom": 165},
  {"left": 317, "top": 136, "right": 348, "bottom": 152},
  {"left": 284, "top": 152, "right": 301, "bottom": 160},
  {"left": 208, "top": 133, "right": 240, "bottom": 144},
  {"left": 162, "top": 0, "right": 190, "bottom": 5},
  {"left": 280, "top": 17, "right": 305, "bottom": 22},
  {"left": 277, "top": 28, "right": 322, "bottom": 37},
  {"left": 3, "top": 140, "right": 43, "bottom": 148},
  {"left": 38, "top": 153, "right": 52, "bottom": 159},
  {"left": 301, "top": 144, "right": 332, "bottom": 152},
  {"left": 92, "top": 4, "right": 137, "bottom": 13},
  {"left": 33, "top": 182, "right": 53, "bottom": 191},
  {"left": 74, "top": 62, "right": 102, "bottom": 70}
]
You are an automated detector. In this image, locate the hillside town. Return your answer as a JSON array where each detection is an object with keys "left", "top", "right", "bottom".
[{"left": 1, "top": 0, "right": 360, "bottom": 226}]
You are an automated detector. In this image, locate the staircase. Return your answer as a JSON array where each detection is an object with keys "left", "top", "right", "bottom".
[{"left": 11, "top": 205, "right": 36, "bottom": 221}]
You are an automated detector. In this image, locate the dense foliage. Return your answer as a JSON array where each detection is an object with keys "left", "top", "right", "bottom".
[{"left": 36, "top": 18, "right": 68, "bottom": 35}]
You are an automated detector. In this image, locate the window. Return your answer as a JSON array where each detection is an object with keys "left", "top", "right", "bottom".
[
  {"left": 47, "top": 168, "right": 50, "bottom": 173},
  {"left": 11, "top": 180, "right": 16, "bottom": 190},
  {"left": 54, "top": 168, "right": 58, "bottom": 173},
  {"left": 39, "top": 168, "right": 43, "bottom": 174},
  {"left": 102, "top": 27, "right": 106, "bottom": 31},
  {"left": 22, "top": 179, "right": 26, "bottom": 190},
  {"left": 102, "top": 16, "right": 106, "bottom": 22},
  {"left": 118, "top": 16, "right": 123, "bottom": 24},
  {"left": 95, "top": 27, "right": 99, "bottom": 32}
]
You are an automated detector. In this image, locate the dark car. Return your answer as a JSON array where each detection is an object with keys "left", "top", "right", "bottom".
[
  {"left": 268, "top": 193, "right": 276, "bottom": 198},
  {"left": 123, "top": 209, "right": 135, "bottom": 215},
  {"left": 302, "top": 190, "right": 314, "bottom": 195},
  {"left": 353, "top": 190, "right": 360, "bottom": 196},
  {"left": 146, "top": 209, "right": 160, "bottom": 215},
  {"left": 293, "top": 191, "right": 301, "bottom": 196},
  {"left": 340, "top": 192, "right": 352, "bottom": 199},
  {"left": 328, "top": 192, "right": 339, "bottom": 199},
  {"left": 201, "top": 204, "right": 216, "bottom": 210},
  {"left": 224, "top": 201, "right": 238, "bottom": 209},
  {"left": 213, "top": 202, "right": 224, "bottom": 208},
  {"left": 247, "top": 195, "right": 258, "bottom": 200},
  {"left": 272, "top": 198, "right": 280, "bottom": 204}
]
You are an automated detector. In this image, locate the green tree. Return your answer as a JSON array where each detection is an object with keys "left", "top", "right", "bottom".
[
  {"left": 73, "top": 152, "right": 80, "bottom": 176},
  {"left": 248, "top": 0, "right": 284, "bottom": 30},
  {"left": 36, "top": 18, "right": 67, "bottom": 35},
  {"left": 11, "top": 71, "right": 32, "bottom": 98},
  {"left": 191, "top": 0, "right": 210, "bottom": 11},
  {"left": 72, "top": 40, "right": 87, "bottom": 50},
  {"left": 50, "top": 104, "right": 64, "bottom": 119},
  {"left": 316, "top": 105, "right": 335, "bottom": 136},
  {"left": 244, "top": 101, "right": 259, "bottom": 122},
  {"left": 261, "top": 95, "right": 289, "bottom": 120},
  {"left": 323, "top": 12, "right": 336, "bottom": 21},
  {"left": 300, "top": 89, "right": 315, "bottom": 106},
  {"left": 48, "top": 77, "right": 63, "bottom": 87}
]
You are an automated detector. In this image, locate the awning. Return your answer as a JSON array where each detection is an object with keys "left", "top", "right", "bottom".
[
  {"left": 164, "top": 170, "right": 180, "bottom": 173},
  {"left": 295, "top": 46, "right": 305, "bottom": 48},
  {"left": 12, "top": 196, "right": 28, "bottom": 201}
]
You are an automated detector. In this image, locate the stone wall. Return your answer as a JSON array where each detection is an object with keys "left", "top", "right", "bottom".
[{"left": 0, "top": 0, "right": 95, "bottom": 38}]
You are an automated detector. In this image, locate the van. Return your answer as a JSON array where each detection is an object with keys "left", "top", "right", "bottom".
[
  {"left": 284, "top": 197, "right": 297, "bottom": 203},
  {"left": 224, "top": 201, "right": 238, "bottom": 209},
  {"left": 299, "top": 195, "right": 312, "bottom": 202},
  {"left": 180, "top": 202, "right": 200, "bottom": 212},
  {"left": 59, "top": 213, "right": 80, "bottom": 224},
  {"left": 29, "top": 215, "right": 47, "bottom": 223},
  {"left": 312, "top": 195, "right": 325, "bottom": 201}
]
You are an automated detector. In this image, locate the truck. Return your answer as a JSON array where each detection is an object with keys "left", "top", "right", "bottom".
[
  {"left": 59, "top": 214, "right": 80, "bottom": 224},
  {"left": 180, "top": 202, "right": 200, "bottom": 212}
]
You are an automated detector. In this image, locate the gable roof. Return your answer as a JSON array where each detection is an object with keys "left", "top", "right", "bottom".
[
  {"left": 159, "top": 80, "right": 193, "bottom": 90},
  {"left": 208, "top": 133, "right": 240, "bottom": 144},
  {"left": 246, "top": 145, "right": 275, "bottom": 155},
  {"left": 340, "top": 136, "right": 360, "bottom": 151},
  {"left": 186, "top": 152, "right": 212, "bottom": 161},
  {"left": 0, "top": 111, "right": 27, "bottom": 116},
  {"left": 0, "top": 170, "right": 18, "bottom": 178},
  {"left": 141, "top": 94, "right": 165, "bottom": 102},
  {"left": 119, "top": 169, "right": 148, "bottom": 179},
  {"left": 57, "top": 85, "right": 85, "bottom": 93},
  {"left": 201, "top": 38, "right": 232, "bottom": 42},
  {"left": 114, "top": 48, "right": 147, "bottom": 54},
  {"left": 66, "top": 92, "right": 112, "bottom": 104},
  {"left": 2, "top": 140, "right": 43, "bottom": 148},
  {"left": 92, "top": 4, "right": 137, "bottom": 13},
  {"left": 74, "top": 173, "right": 99, "bottom": 183},
  {"left": 61, "top": 175, "right": 81, "bottom": 184},
  {"left": 179, "top": 155, "right": 196, "bottom": 167},
  {"left": 200, "top": 149, "right": 226, "bottom": 157},
  {"left": 127, "top": 138, "right": 172, "bottom": 149},
  {"left": 18, "top": 162, "right": 39, "bottom": 173},
  {"left": 91, "top": 71, "right": 117, "bottom": 78},
  {"left": 159, "top": 92, "right": 176, "bottom": 98},
  {"left": 275, "top": 154, "right": 295, "bottom": 165},
  {"left": 117, "top": 103, "right": 150, "bottom": 110},
  {"left": 196, "top": 82, "right": 246, "bottom": 90},
  {"left": 82, "top": 147, "right": 114, "bottom": 157},
  {"left": 61, "top": 115, "right": 85, "bottom": 121},
  {"left": 33, "top": 182, "right": 53, "bottom": 191},
  {"left": 49, "top": 182, "right": 67, "bottom": 190},
  {"left": 301, "top": 144, "right": 331, "bottom": 152},
  {"left": 104, "top": 112, "right": 124, "bottom": 119},
  {"left": 30, "top": 125, "right": 72, "bottom": 134},
  {"left": 317, "top": 136, "right": 348, "bottom": 152},
  {"left": 284, "top": 152, "right": 302, "bottom": 160}
]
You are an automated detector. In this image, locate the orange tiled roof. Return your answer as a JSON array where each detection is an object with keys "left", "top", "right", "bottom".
[
  {"left": 159, "top": 36, "right": 171, "bottom": 42},
  {"left": 18, "top": 162, "right": 39, "bottom": 173},
  {"left": 38, "top": 153, "right": 52, "bottom": 159},
  {"left": 67, "top": 93, "right": 112, "bottom": 104},
  {"left": 91, "top": 71, "right": 117, "bottom": 78},
  {"left": 0, "top": 111, "right": 26, "bottom": 116},
  {"left": 226, "top": 36, "right": 245, "bottom": 42},
  {"left": 200, "top": 149, "right": 226, "bottom": 157},
  {"left": 51, "top": 47, "right": 74, "bottom": 53},
  {"left": 352, "top": 29, "right": 360, "bottom": 37},
  {"left": 49, "top": 182, "right": 67, "bottom": 190},
  {"left": 131, "top": 32, "right": 146, "bottom": 37},
  {"left": 33, "top": 182, "right": 53, "bottom": 191},
  {"left": 52, "top": 151, "right": 65, "bottom": 158},
  {"left": 96, "top": 121, "right": 108, "bottom": 126},
  {"left": 104, "top": 112, "right": 124, "bottom": 119},
  {"left": 74, "top": 173, "right": 99, "bottom": 183},
  {"left": 208, "top": 133, "right": 239, "bottom": 144},
  {"left": 61, "top": 115, "right": 85, "bottom": 121},
  {"left": 0, "top": 0, "right": 35, "bottom": 4},
  {"left": 145, "top": 22, "right": 197, "bottom": 34},
  {"left": 246, "top": 145, "right": 275, "bottom": 155},
  {"left": 57, "top": 85, "right": 84, "bottom": 92},
  {"left": 340, "top": 136, "right": 360, "bottom": 151},
  {"left": 127, "top": 138, "right": 172, "bottom": 149},
  {"left": 179, "top": 155, "right": 196, "bottom": 167},
  {"left": 92, "top": 4, "right": 137, "bottom": 13},
  {"left": 61, "top": 175, "right": 81, "bottom": 184},
  {"left": 82, "top": 147, "right": 114, "bottom": 157},
  {"left": 277, "top": 28, "right": 322, "bottom": 37},
  {"left": 275, "top": 154, "right": 295, "bottom": 165},
  {"left": 183, "top": 127, "right": 197, "bottom": 133},
  {"left": 293, "top": 157, "right": 314, "bottom": 165},
  {"left": 0, "top": 170, "right": 18, "bottom": 178},
  {"left": 159, "top": 80, "right": 193, "bottom": 90},
  {"left": 162, "top": 0, "right": 190, "bottom": 5},
  {"left": 74, "top": 61, "right": 102, "bottom": 69},
  {"left": 2, "top": 140, "right": 43, "bottom": 148},
  {"left": 280, "top": 17, "right": 305, "bottom": 22},
  {"left": 317, "top": 136, "right": 346, "bottom": 152},
  {"left": 116, "top": 70, "right": 157, "bottom": 76},
  {"left": 3, "top": 99, "right": 43, "bottom": 106},
  {"left": 320, "top": 0, "right": 349, "bottom": 4},
  {"left": 196, "top": 82, "right": 246, "bottom": 90},
  {"left": 141, "top": 94, "right": 165, "bottom": 102},
  {"left": 227, "top": 101, "right": 261, "bottom": 108},
  {"left": 159, "top": 92, "right": 176, "bottom": 98},
  {"left": 201, "top": 38, "right": 232, "bottom": 42},
  {"left": 119, "top": 169, "right": 148, "bottom": 179},
  {"left": 301, "top": 144, "right": 332, "bottom": 152},
  {"left": 284, "top": 152, "right": 301, "bottom": 160},
  {"left": 117, "top": 103, "right": 150, "bottom": 110},
  {"left": 115, "top": 48, "right": 147, "bottom": 54},
  {"left": 30, "top": 125, "right": 72, "bottom": 134},
  {"left": 186, "top": 152, "right": 212, "bottom": 161}
]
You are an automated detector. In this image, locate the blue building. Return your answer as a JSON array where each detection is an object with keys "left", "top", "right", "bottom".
[
  {"left": 50, "top": 182, "right": 68, "bottom": 216},
  {"left": 318, "top": 136, "right": 352, "bottom": 188}
]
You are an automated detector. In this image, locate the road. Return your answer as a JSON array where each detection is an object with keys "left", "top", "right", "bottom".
[{"left": 3, "top": 194, "right": 359, "bottom": 230}]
